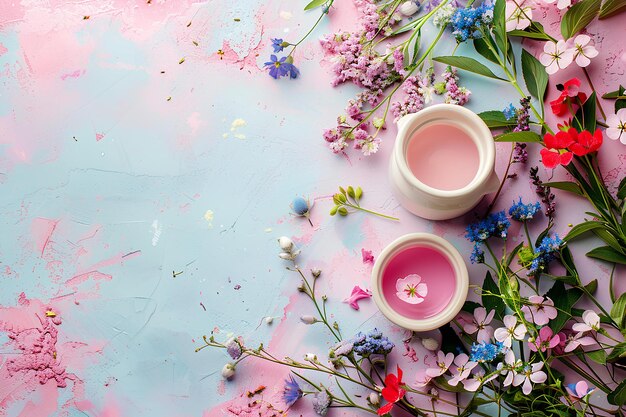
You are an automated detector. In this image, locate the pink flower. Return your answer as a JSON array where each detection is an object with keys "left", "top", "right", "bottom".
[
  {"left": 505, "top": 0, "right": 532, "bottom": 32},
  {"left": 498, "top": 350, "right": 521, "bottom": 387},
  {"left": 395, "top": 274, "right": 428, "bottom": 305},
  {"left": 513, "top": 363, "right": 547, "bottom": 395},
  {"left": 572, "top": 310, "right": 601, "bottom": 333},
  {"left": 542, "top": 0, "right": 571, "bottom": 9},
  {"left": 566, "top": 380, "right": 595, "bottom": 400},
  {"left": 521, "top": 295, "right": 557, "bottom": 326},
  {"left": 606, "top": 108, "right": 626, "bottom": 144},
  {"left": 447, "top": 354, "right": 477, "bottom": 386},
  {"left": 463, "top": 307, "right": 495, "bottom": 342},
  {"left": 494, "top": 315, "right": 527, "bottom": 347},
  {"left": 570, "top": 35, "right": 599, "bottom": 67},
  {"left": 414, "top": 368, "right": 432, "bottom": 388},
  {"left": 528, "top": 326, "right": 560, "bottom": 352},
  {"left": 539, "top": 40, "right": 574, "bottom": 75},
  {"left": 564, "top": 331, "right": 596, "bottom": 353},
  {"left": 361, "top": 248, "right": 374, "bottom": 264},
  {"left": 425, "top": 351, "right": 454, "bottom": 378},
  {"left": 463, "top": 370, "right": 498, "bottom": 392},
  {"left": 343, "top": 286, "right": 372, "bottom": 310}
]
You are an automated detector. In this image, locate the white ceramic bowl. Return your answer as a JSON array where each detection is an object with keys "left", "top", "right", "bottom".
[
  {"left": 371, "top": 233, "right": 469, "bottom": 332},
  {"left": 389, "top": 104, "right": 500, "bottom": 220}
]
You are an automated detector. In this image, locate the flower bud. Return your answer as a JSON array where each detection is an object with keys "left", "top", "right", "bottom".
[
  {"left": 278, "top": 236, "right": 294, "bottom": 252},
  {"left": 368, "top": 392, "right": 380, "bottom": 406},
  {"left": 279, "top": 252, "right": 294, "bottom": 260},
  {"left": 300, "top": 315, "right": 317, "bottom": 324},
  {"left": 265, "top": 316, "right": 274, "bottom": 325},
  {"left": 221, "top": 363, "right": 236, "bottom": 379},
  {"left": 421, "top": 337, "right": 439, "bottom": 351},
  {"left": 311, "top": 268, "right": 322, "bottom": 278},
  {"left": 305, "top": 353, "right": 318, "bottom": 362},
  {"left": 399, "top": 1, "right": 419, "bottom": 16}
]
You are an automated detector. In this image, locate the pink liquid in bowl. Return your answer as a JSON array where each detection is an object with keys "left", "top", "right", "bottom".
[
  {"left": 406, "top": 123, "right": 479, "bottom": 191},
  {"left": 381, "top": 245, "right": 456, "bottom": 319}
]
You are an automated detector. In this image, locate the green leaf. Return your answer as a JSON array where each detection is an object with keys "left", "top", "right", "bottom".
[
  {"left": 559, "top": 246, "right": 580, "bottom": 280},
  {"left": 547, "top": 281, "right": 582, "bottom": 333},
  {"left": 592, "top": 227, "right": 624, "bottom": 253},
  {"left": 439, "top": 323, "right": 468, "bottom": 355},
  {"left": 564, "top": 221, "right": 606, "bottom": 241},
  {"left": 433, "top": 56, "right": 505, "bottom": 80},
  {"left": 584, "top": 278, "right": 598, "bottom": 294},
  {"left": 478, "top": 110, "right": 517, "bottom": 128},
  {"left": 599, "top": 0, "right": 626, "bottom": 18},
  {"left": 493, "top": 0, "right": 507, "bottom": 60},
  {"left": 508, "top": 28, "right": 552, "bottom": 40},
  {"left": 617, "top": 175, "right": 626, "bottom": 200},
  {"left": 561, "top": 0, "right": 602, "bottom": 39},
  {"left": 602, "top": 86, "right": 625, "bottom": 99},
  {"left": 587, "top": 246, "right": 626, "bottom": 264},
  {"left": 610, "top": 293, "right": 626, "bottom": 327},
  {"left": 304, "top": 0, "right": 328, "bottom": 10},
  {"left": 494, "top": 131, "right": 542, "bottom": 143},
  {"left": 586, "top": 349, "right": 607, "bottom": 365},
  {"left": 462, "top": 300, "right": 482, "bottom": 313},
  {"left": 543, "top": 181, "right": 583, "bottom": 195},
  {"left": 521, "top": 49, "right": 548, "bottom": 103},
  {"left": 607, "top": 342, "right": 626, "bottom": 362},
  {"left": 574, "top": 91, "right": 598, "bottom": 132},
  {"left": 482, "top": 271, "right": 505, "bottom": 320},
  {"left": 608, "top": 379, "right": 626, "bottom": 406},
  {"left": 473, "top": 38, "right": 500, "bottom": 65}
]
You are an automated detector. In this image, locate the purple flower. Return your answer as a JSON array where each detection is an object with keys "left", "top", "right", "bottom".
[
  {"left": 463, "top": 307, "right": 495, "bottom": 342},
  {"left": 282, "top": 375, "right": 303, "bottom": 408},
  {"left": 271, "top": 38, "right": 286, "bottom": 53},
  {"left": 265, "top": 55, "right": 290, "bottom": 79},
  {"left": 225, "top": 337, "right": 243, "bottom": 360},
  {"left": 521, "top": 295, "right": 557, "bottom": 326},
  {"left": 447, "top": 353, "right": 477, "bottom": 386},
  {"left": 312, "top": 390, "right": 331, "bottom": 415},
  {"left": 426, "top": 350, "right": 454, "bottom": 377}
]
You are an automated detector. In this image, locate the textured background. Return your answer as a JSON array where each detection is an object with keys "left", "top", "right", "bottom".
[{"left": 1, "top": 1, "right": 625, "bottom": 416}]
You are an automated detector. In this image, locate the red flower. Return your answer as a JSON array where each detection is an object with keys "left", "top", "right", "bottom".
[
  {"left": 377, "top": 366, "right": 406, "bottom": 416},
  {"left": 540, "top": 148, "right": 573, "bottom": 169},
  {"left": 541, "top": 128, "right": 578, "bottom": 169},
  {"left": 562, "top": 78, "right": 581, "bottom": 97},
  {"left": 550, "top": 78, "right": 587, "bottom": 117},
  {"left": 568, "top": 129, "right": 603, "bottom": 156}
]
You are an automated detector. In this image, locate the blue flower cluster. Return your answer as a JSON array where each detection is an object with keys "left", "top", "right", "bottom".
[
  {"left": 503, "top": 103, "right": 516, "bottom": 120},
  {"left": 283, "top": 376, "right": 303, "bottom": 407},
  {"left": 466, "top": 211, "right": 510, "bottom": 264},
  {"left": 449, "top": 1, "right": 494, "bottom": 42},
  {"left": 264, "top": 55, "right": 300, "bottom": 79},
  {"left": 469, "top": 341, "right": 506, "bottom": 363},
  {"left": 509, "top": 198, "right": 541, "bottom": 222},
  {"left": 271, "top": 38, "right": 286, "bottom": 53},
  {"left": 352, "top": 328, "right": 395, "bottom": 357},
  {"left": 529, "top": 234, "right": 563, "bottom": 276}
]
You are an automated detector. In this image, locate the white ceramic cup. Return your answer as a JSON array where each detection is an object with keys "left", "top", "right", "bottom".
[
  {"left": 390, "top": 104, "right": 500, "bottom": 220},
  {"left": 371, "top": 233, "right": 469, "bottom": 332}
]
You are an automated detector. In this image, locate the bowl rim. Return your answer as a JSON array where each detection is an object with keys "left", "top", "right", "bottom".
[
  {"left": 371, "top": 233, "right": 469, "bottom": 331},
  {"left": 394, "top": 104, "right": 495, "bottom": 198}
]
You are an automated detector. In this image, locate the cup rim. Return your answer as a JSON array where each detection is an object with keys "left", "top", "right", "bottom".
[
  {"left": 394, "top": 104, "right": 495, "bottom": 198},
  {"left": 370, "top": 233, "right": 469, "bottom": 332}
]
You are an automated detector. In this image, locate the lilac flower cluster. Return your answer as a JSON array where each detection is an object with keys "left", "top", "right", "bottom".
[
  {"left": 514, "top": 97, "right": 531, "bottom": 132},
  {"left": 352, "top": 328, "right": 395, "bottom": 357},
  {"left": 354, "top": 0, "right": 381, "bottom": 40},
  {"left": 390, "top": 75, "right": 428, "bottom": 122},
  {"left": 449, "top": 2, "right": 494, "bottom": 42},
  {"left": 508, "top": 198, "right": 541, "bottom": 222},
  {"left": 469, "top": 341, "right": 506, "bottom": 363},
  {"left": 530, "top": 166, "right": 556, "bottom": 219},
  {"left": 466, "top": 211, "right": 510, "bottom": 264},
  {"left": 440, "top": 66, "right": 471, "bottom": 105},
  {"left": 529, "top": 235, "right": 563, "bottom": 276}
]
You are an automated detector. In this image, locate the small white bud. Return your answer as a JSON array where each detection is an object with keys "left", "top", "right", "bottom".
[
  {"left": 421, "top": 337, "right": 439, "bottom": 351},
  {"left": 305, "top": 353, "right": 317, "bottom": 362},
  {"left": 300, "top": 315, "right": 317, "bottom": 324},
  {"left": 265, "top": 316, "right": 274, "bottom": 325},
  {"left": 399, "top": 1, "right": 419, "bottom": 16},
  {"left": 221, "top": 363, "right": 236, "bottom": 379},
  {"left": 368, "top": 392, "right": 380, "bottom": 406},
  {"left": 311, "top": 268, "right": 322, "bottom": 278},
  {"left": 278, "top": 236, "right": 294, "bottom": 252},
  {"left": 279, "top": 252, "right": 293, "bottom": 260}
]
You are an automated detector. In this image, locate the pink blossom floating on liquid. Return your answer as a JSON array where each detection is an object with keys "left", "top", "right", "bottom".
[
  {"left": 343, "top": 285, "right": 372, "bottom": 310},
  {"left": 395, "top": 274, "right": 428, "bottom": 305}
]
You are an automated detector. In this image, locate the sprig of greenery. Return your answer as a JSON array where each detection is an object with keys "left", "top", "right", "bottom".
[{"left": 330, "top": 186, "right": 399, "bottom": 221}]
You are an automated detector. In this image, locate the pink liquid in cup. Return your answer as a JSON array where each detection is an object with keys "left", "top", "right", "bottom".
[
  {"left": 381, "top": 245, "right": 456, "bottom": 319},
  {"left": 406, "top": 123, "right": 479, "bottom": 191}
]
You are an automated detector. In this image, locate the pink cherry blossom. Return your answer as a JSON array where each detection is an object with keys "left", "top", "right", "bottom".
[
  {"left": 539, "top": 40, "right": 574, "bottom": 75},
  {"left": 570, "top": 34, "right": 599, "bottom": 67},
  {"left": 564, "top": 331, "right": 596, "bottom": 353},
  {"left": 448, "top": 354, "right": 478, "bottom": 386},
  {"left": 572, "top": 310, "right": 601, "bottom": 333},
  {"left": 528, "top": 326, "right": 560, "bottom": 352},
  {"left": 521, "top": 295, "right": 558, "bottom": 326},
  {"left": 342, "top": 286, "right": 371, "bottom": 310},
  {"left": 463, "top": 307, "right": 495, "bottom": 342},
  {"left": 513, "top": 363, "right": 547, "bottom": 395},
  {"left": 463, "top": 370, "right": 498, "bottom": 392},
  {"left": 395, "top": 274, "right": 428, "bottom": 305},
  {"left": 606, "top": 108, "right": 626, "bottom": 144},
  {"left": 425, "top": 351, "right": 454, "bottom": 378},
  {"left": 505, "top": 0, "right": 533, "bottom": 32},
  {"left": 542, "top": 0, "right": 571, "bottom": 9},
  {"left": 494, "top": 315, "right": 527, "bottom": 347}
]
